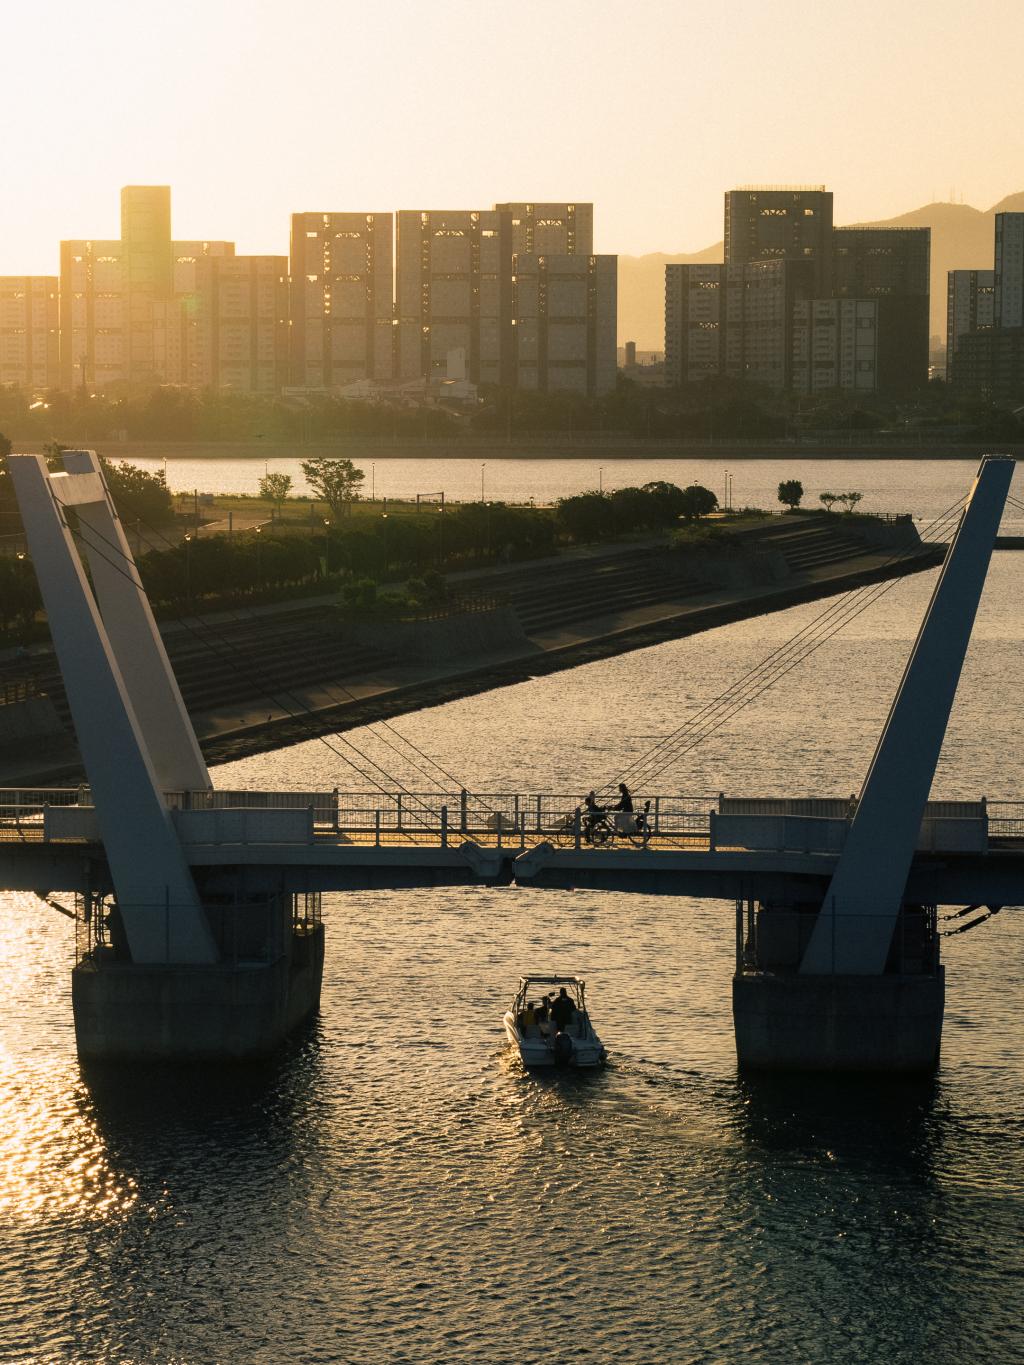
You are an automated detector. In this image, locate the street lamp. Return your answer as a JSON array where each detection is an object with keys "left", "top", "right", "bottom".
[
  {"left": 323, "top": 518, "right": 331, "bottom": 576},
  {"left": 371, "top": 462, "right": 376, "bottom": 502},
  {"left": 480, "top": 461, "right": 486, "bottom": 503},
  {"left": 598, "top": 465, "right": 605, "bottom": 495},
  {"left": 381, "top": 513, "right": 389, "bottom": 577},
  {"left": 254, "top": 524, "right": 262, "bottom": 588},
  {"left": 183, "top": 533, "right": 192, "bottom": 602}
]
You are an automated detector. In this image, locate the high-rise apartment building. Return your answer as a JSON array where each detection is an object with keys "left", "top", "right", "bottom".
[
  {"left": 60, "top": 238, "right": 127, "bottom": 390},
  {"left": 121, "top": 186, "right": 173, "bottom": 385},
  {"left": 395, "top": 210, "right": 513, "bottom": 384},
  {"left": 0, "top": 277, "right": 59, "bottom": 390},
  {"left": 724, "top": 260, "right": 815, "bottom": 390},
  {"left": 186, "top": 255, "right": 289, "bottom": 392},
  {"left": 289, "top": 213, "right": 394, "bottom": 387},
  {"left": 832, "top": 228, "right": 929, "bottom": 391},
  {"left": 792, "top": 298, "right": 878, "bottom": 394},
  {"left": 512, "top": 253, "right": 617, "bottom": 395},
  {"left": 994, "top": 213, "right": 1024, "bottom": 329},
  {"left": 494, "top": 203, "right": 593, "bottom": 258},
  {"left": 725, "top": 187, "right": 833, "bottom": 296},
  {"left": 946, "top": 270, "right": 994, "bottom": 383},
  {"left": 664, "top": 264, "right": 725, "bottom": 386}
]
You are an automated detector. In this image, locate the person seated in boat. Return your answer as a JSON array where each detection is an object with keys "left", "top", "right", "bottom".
[
  {"left": 519, "top": 1000, "right": 537, "bottom": 1033},
  {"left": 551, "top": 987, "right": 575, "bottom": 1032},
  {"left": 535, "top": 998, "right": 550, "bottom": 1033},
  {"left": 612, "top": 782, "right": 633, "bottom": 814}
]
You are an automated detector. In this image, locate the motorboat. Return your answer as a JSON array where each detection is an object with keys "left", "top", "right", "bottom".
[{"left": 502, "top": 975, "right": 607, "bottom": 1068}]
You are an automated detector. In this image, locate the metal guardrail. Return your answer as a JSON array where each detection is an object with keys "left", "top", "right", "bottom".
[{"left": 1, "top": 788, "right": 1022, "bottom": 852}]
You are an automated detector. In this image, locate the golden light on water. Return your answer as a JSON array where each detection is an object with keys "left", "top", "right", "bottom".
[{"left": 0, "top": 894, "right": 139, "bottom": 1223}]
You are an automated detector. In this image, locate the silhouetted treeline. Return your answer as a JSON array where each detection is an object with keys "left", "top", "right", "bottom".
[{"left": 4, "top": 375, "right": 1022, "bottom": 446}]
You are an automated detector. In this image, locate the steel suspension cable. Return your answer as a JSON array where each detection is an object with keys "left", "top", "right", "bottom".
[
  {"left": 606, "top": 498, "right": 967, "bottom": 793},
  {"left": 111, "top": 494, "right": 489, "bottom": 807},
  {"left": 63, "top": 513, "right": 443, "bottom": 818}
]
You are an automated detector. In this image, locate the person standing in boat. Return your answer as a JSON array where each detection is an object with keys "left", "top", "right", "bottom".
[{"left": 551, "top": 987, "right": 575, "bottom": 1032}]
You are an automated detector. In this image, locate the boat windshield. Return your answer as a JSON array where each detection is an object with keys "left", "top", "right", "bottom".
[{"left": 513, "top": 976, "right": 586, "bottom": 1015}]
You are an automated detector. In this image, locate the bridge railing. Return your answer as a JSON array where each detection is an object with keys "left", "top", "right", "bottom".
[{"left": 987, "top": 802, "right": 1024, "bottom": 840}]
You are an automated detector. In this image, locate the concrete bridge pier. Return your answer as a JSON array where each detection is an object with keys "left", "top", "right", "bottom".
[
  {"left": 732, "top": 901, "right": 944, "bottom": 1072},
  {"left": 71, "top": 892, "right": 325, "bottom": 1062}
]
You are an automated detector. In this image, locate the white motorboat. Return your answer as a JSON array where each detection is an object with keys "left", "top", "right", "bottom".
[{"left": 502, "top": 975, "right": 607, "bottom": 1068}]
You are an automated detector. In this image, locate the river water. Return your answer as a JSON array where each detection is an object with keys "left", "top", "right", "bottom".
[
  {"left": 1, "top": 502, "right": 1023, "bottom": 1359},
  {"left": 114, "top": 452, "right": 1024, "bottom": 534}
]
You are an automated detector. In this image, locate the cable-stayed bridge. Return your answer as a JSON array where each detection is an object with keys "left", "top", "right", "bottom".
[{"left": 2, "top": 448, "right": 1022, "bottom": 1069}]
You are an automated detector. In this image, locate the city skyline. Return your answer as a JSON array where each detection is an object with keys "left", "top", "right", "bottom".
[{"left": 3, "top": 0, "right": 1023, "bottom": 274}]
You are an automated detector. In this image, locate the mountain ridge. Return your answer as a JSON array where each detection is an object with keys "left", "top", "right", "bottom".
[{"left": 618, "top": 193, "right": 1024, "bottom": 350}]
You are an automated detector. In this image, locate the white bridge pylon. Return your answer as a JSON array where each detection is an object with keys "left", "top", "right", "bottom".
[
  {"left": 8, "top": 450, "right": 217, "bottom": 964},
  {"left": 802, "top": 454, "right": 1015, "bottom": 975}
]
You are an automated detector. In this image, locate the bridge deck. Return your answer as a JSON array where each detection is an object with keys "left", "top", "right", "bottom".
[{"left": 2, "top": 788, "right": 1024, "bottom": 905}]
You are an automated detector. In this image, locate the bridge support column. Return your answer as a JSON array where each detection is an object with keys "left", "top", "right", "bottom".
[
  {"left": 733, "top": 901, "right": 944, "bottom": 1072},
  {"left": 733, "top": 971, "right": 944, "bottom": 1073},
  {"left": 72, "top": 897, "right": 325, "bottom": 1061}
]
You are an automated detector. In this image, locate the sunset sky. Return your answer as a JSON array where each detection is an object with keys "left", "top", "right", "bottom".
[{"left": 4, "top": 0, "right": 1023, "bottom": 271}]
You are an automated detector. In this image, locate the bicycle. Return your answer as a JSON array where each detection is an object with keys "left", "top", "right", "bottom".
[{"left": 552, "top": 799, "right": 651, "bottom": 849}]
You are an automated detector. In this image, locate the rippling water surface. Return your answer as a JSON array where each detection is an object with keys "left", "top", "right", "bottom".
[{"left": 2, "top": 556, "right": 1023, "bottom": 1362}]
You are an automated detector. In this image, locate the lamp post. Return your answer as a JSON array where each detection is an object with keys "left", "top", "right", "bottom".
[
  {"left": 381, "top": 513, "right": 389, "bottom": 577},
  {"left": 599, "top": 465, "right": 605, "bottom": 495},
  {"left": 254, "top": 525, "right": 262, "bottom": 589},
  {"left": 323, "top": 518, "right": 331, "bottom": 576},
  {"left": 480, "top": 461, "right": 486, "bottom": 503},
  {"left": 371, "top": 462, "right": 376, "bottom": 502},
  {"left": 183, "top": 533, "right": 192, "bottom": 604}
]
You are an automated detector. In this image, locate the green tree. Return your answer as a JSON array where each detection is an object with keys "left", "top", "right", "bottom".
[
  {"left": 300, "top": 457, "right": 364, "bottom": 517},
  {"left": 678, "top": 483, "right": 718, "bottom": 521},
  {"left": 777, "top": 479, "right": 804, "bottom": 511},
  {"left": 102, "top": 459, "right": 174, "bottom": 525},
  {"left": 839, "top": 491, "right": 864, "bottom": 514},
  {"left": 555, "top": 491, "right": 616, "bottom": 541},
  {"left": 259, "top": 471, "right": 293, "bottom": 511},
  {"left": 819, "top": 490, "right": 840, "bottom": 513}
]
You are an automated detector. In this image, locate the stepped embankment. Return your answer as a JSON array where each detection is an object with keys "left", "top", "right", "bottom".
[{"left": 0, "top": 514, "right": 942, "bottom": 785}]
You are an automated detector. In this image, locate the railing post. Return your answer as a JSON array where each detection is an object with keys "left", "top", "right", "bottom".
[
  {"left": 441, "top": 804, "right": 448, "bottom": 848},
  {"left": 735, "top": 900, "right": 743, "bottom": 973},
  {"left": 460, "top": 788, "right": 468, "bottom": 834},
  {"left": 654, "top": 796, "right": 660, "bottom": 834},
  {"left": 536, "top": 793, "right": 542, "bottom": 834},
  {"left": 573, "top": 806, "right": 581, "bottom": 851},
  {"left": 332, "top": 787, "right": 339, "bottom": 832},
  {"left": 397, "top": 793, "right": 403, "bottom": 833},
  {"left": 307, "top": 804, "right": 315, "bottom": 846},
  {"left": 374, "top": 807, "right": 381, "bottom": 848}
]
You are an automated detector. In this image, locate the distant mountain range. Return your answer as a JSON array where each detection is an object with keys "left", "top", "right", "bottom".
[{"left": 618, "top": 193, "right": 1024, "bottom": 350}]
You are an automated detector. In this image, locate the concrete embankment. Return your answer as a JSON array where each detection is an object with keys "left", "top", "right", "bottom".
[{"left": 0, "top": 515, "right": 942, "bottom": 784}]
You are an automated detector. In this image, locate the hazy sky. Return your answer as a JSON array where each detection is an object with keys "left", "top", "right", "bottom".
[{"left": 3, "top": 0, "right": 1023, "bottom": 272}]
